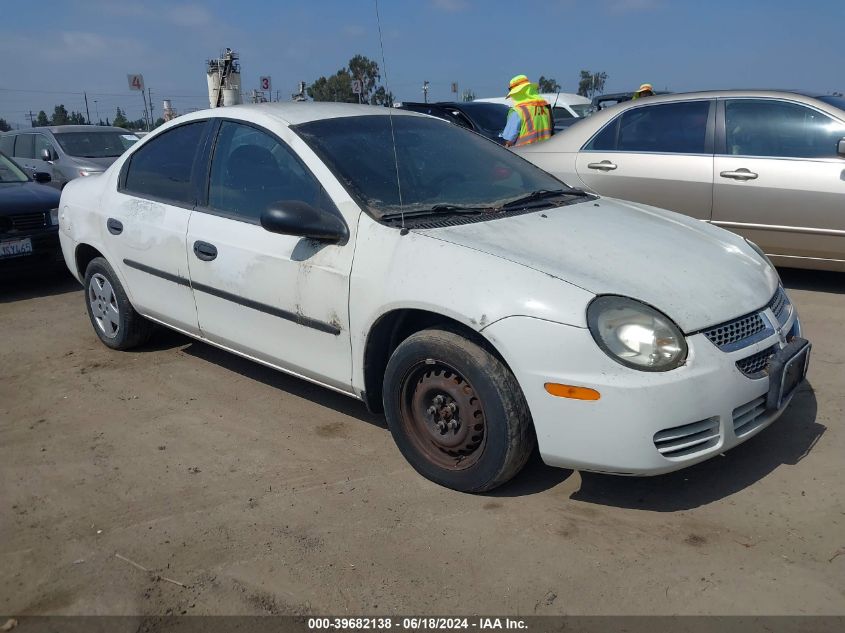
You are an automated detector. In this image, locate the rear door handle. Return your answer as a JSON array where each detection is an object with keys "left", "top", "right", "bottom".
[
  {"left": 719, "top": 168, "right": 758, "bottom": 181},
  {"left": 193, "top": 240, "right": 217, "bottom": 261},
  {"left": 587, "top": 160, "right": 617, "bottom": 171},
  {"left": 106, "top": 218, "right": 123, "bottom": 235}
]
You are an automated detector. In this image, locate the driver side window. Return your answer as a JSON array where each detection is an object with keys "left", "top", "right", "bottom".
[{"left": 207, "top": 121, "right": 321, "bottom": 223}]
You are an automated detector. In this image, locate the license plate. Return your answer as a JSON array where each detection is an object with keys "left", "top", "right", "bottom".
[
  {"left": 0, "top": 237, "right": 33, "bottom": 259},
  {"left": 766, "top": 337, "right": 811, "bottom": 411}
]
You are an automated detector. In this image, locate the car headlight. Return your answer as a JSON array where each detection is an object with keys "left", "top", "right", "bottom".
[
  {"left": 49, "top": 207, "right": 59, "bottom": 226},
  {"left": 587, "top": 296, "right": 688, "bottom": 371}
]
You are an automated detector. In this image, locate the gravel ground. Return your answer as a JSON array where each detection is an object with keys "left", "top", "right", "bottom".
[{"left": 1, "top": 268, "right": 843, "bottom": 617}]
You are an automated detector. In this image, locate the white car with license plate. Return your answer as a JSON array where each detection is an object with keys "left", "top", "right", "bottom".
[{"left": 58, "top": 103, "right": 810, "bottom": 492}]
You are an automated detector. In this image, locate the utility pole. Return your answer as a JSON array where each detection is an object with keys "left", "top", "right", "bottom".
[
  {"left": 147, "top": 88, "right": 154, "bottom": 129},
  {"left": 94, "top": 100, "right": 100, "bottom": 125},
  {"left": 423, "top": 80, "right": 429, "bottom": 104},
  {"left": 84, "top": 91, "right": 91, "bottom": 124},
  {"left": 27, "top": 111, "right": 34, "bottom": 127}
]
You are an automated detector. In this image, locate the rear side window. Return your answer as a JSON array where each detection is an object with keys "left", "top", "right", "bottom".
[
  {"left": 14, "top": 134, "right": 35, "bottom": 159},
  {"left": 586, "top": 101, "right": 710, "bottom": 153},
  {"left": 725, "top": 99, "right": 845, "bottom": 158},
  {"left": 123, "top": 121, "right": 207, "bottom": 205},
  {"left": 0, "top": 135, "right": 14, "bottom": 155},
  {"left": 207, "top": 121, "right": 321, "bottom": 223}
]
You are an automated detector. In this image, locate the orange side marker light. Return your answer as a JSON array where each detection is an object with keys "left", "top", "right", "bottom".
[{"left": 544, "top": 383, "right": 601, "bottom": 401}]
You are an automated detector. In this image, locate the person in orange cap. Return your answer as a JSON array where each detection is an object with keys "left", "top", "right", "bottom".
[
  {"left": 632, "top": 83, "right": 655, "bottom": 99},
  {"left": 499, "top": 74, "right": 554, "bottom": 147}
]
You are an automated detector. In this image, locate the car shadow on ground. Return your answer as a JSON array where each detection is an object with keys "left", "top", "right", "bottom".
[
  {"left": 570, "top": 382, "right": 822, "bottom": 511},
  {"left": 0, "top": 268, "right": 79, "bottom": 304},
  {"left": 780, "top": 267, "right": 844, "bottom": 295},
  {"left": 177, "top": 338, "right": 387, "bottom": 430}
]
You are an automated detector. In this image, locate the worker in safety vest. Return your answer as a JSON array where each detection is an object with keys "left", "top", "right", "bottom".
[
  {"left": 632, "top": 83, "right": 655, "bottom": 99},
  {"left": 499, "top": 75, "right": 553, "bottom": 147}
]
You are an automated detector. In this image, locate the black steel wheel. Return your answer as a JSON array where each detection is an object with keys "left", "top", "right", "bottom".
[{"left": 383, "top": 328, "right": 535, "bottom": 492}]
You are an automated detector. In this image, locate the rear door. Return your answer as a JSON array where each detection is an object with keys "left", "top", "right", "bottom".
[
  {"left": 575, "top": 99, "right": 715, "bottom": 220},
  {"left": 186, "top": 120, "right": 356, "bottom": 391},
  {"left": 713, "top": 98, "right": 845, "bottom": 265},
  {"left": 11, "top": 134, "right": 37, "bottom": 175},
  {"left": 105, "top": 120, "right": 210, "bottom": 334}
]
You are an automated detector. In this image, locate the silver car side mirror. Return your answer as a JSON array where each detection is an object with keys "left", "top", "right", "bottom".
[
  {"left": 838, "top": 138, "right": 845, "bottom": 158},
  {"left": 40, "top": 148, "right": 52, "bottom": 161}
]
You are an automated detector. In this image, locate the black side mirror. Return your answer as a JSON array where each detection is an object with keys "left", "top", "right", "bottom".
[
  {"left": 40, "top": 148, "right": 52, "bottom": 161},
  {"left": 838, "top": 138, "right": 845, "bottom": 158},
  {"left": 261, "top": 201, "right": 348, "bottom": 243},
  {"left": 32, "top": 172, "right": 51, "bottom": 183}
]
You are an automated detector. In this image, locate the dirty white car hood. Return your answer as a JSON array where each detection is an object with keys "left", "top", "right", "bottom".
[{"left": 415, "top": 197, "right": 779, "bottom": 332}]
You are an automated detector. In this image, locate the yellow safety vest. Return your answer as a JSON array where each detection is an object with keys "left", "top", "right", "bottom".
[{"left": 511, "top": 100, "right": 552, "bottom": 146}]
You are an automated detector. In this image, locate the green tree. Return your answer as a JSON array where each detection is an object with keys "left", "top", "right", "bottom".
[
  {"left": 461, "top": 89, "right": 476, "bottom": 102},
  {"left": 537, "top": 76, "right": 561, "bottom": 93},
  {"left": 0, "top": 118, "right": 11, "bottom": 132},
  {"left": 154, "top": 117, "right": 166, "bottom": 128},
  {"left": 69, "top": 111, "right": 87, "bottom": 125},
  {"left": 112, "top": 107, "right": 128, "bottom": 128},
  {"left": 51, "top": 104, "right": 70, "bottom": 126},
  {"left": 308, "top": 69, "right": 355, "bottom": 103},
  {"left": 577, "top": 71, "right": 607, "bottom": 98},
  {"left": 35, "top": 111, "right": 50, "bottom": 126},
  {"left": 308, "top": 55, "right": 392, "bottom": 105}
]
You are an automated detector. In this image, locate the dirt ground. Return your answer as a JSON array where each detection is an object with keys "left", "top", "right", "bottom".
[{"left": 1, "top": 267, "right": 843, "bottom": 617}]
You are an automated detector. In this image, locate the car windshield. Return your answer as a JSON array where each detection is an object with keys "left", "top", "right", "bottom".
[
  {"left": 570, "top": 103, "right": 594, "bottom": 117},
  {"left": 294, "top": 115, "right": 572, "bottom": 218},
  {"left": 817, "top": 95, "right": 845, "bottom": 114},
  {"left": 0, "top": 153, "right": 28, "bottom": 183},
  {"left": 454, "top": 103, "right": 510, "bottom": 135},
  {"left": 54, "top": 131, "right": 139, "bottom": 158}
]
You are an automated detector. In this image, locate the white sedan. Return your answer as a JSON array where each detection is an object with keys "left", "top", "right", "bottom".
[{"left": 58, "top": 103, "right": 810, "bottom": 492}]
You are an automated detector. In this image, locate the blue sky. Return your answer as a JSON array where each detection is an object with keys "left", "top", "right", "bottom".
[{"left": 1, "top": 0, "right": 842, "bottom": 128}]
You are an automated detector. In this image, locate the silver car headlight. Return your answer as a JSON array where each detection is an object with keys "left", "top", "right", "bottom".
[{"left": 587, "top": 296, "right": 688, "bottom": 371}]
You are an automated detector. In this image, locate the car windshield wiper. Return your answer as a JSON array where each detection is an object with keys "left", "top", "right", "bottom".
[
  {"left": 381, "top": 204, "right": 493, "bottom": 221},
  {"left": 498, "top": 188, "right": 591, "bottom": 209}
]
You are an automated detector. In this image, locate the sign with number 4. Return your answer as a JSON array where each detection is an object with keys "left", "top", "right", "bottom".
[{"left": 127, "top": 74, "right": 145, "bottom": 91}]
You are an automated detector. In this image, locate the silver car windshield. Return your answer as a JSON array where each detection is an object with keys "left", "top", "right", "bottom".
[
  {"left": 54, "top": 132, "right": 139, "bottom": 158},
  {"left": 294, "top": 115, "right": 571, "bottom": 217}
]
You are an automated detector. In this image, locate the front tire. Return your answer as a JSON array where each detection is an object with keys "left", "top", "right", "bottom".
[
  {"left": 383, "top": 328, "right": 535, "bottom": 493},
  {"left": 84, "top": 257, "right": 152, "bottom": 350}
]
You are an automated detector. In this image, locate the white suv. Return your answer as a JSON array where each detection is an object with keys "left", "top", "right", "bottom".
[{"left": 58, "top": 103, "right": 809, "bottom": 492}]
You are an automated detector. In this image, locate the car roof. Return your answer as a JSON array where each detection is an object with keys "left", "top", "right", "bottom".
[
  {"left": 175, "top": 102, "right": 419, "bottom": 127},
  {"left": 19, "top": 125, "right": 136, "bottom": 135}
]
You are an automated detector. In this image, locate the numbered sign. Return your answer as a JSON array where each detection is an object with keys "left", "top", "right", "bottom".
[
  {"left": 351, "top": 79, "right": 362, "bottom": 94},
  {"left": 127, "top": 74, "right": 145, "bottom": 91},
  {"left": 260, "top": 76, "right": 272, "bottom": 92}
]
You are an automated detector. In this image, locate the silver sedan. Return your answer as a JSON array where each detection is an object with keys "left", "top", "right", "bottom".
[{"left": 516, "top": 90, "right": 845, "bottom": 272}]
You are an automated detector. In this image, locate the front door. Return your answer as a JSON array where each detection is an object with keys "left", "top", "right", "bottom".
[
  {"left": 186, "top": 120, "right": 356, "bottom": 392},
  {"left": 713, "top": 98, "right": 845, "bottom": 267},
  {"left": 575, "top": 99, "right": 715, "bottom": 220}
]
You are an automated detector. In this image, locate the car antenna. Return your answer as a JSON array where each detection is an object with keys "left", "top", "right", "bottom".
[{"left": 375, "top": 0, "right": 406, "bottom": 233}]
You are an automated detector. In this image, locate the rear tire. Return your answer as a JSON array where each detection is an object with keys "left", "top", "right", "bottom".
[
  {"left": 83, "top": 257, "right": 152, "bottom": 350},
  {"left": 383, "top": 328, "right": 535, "bottom": 493}
]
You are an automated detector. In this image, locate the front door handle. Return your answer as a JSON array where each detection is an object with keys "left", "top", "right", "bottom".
[
  {"left": 106, "top": 218, "right": 123, "bottom": 235},
  {"left": 193, "top": 240, "right": 218, "bottom": 261},
  {"left": 720, "top": 168, "right": 758, "bottom": 181},
  {"left": 587, "top": 160, "right": 617, "bottom": 171}
]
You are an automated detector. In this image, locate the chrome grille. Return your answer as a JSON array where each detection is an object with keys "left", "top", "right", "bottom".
[
  {"left": 736, "top": 345, "right": 777, "bottom": 377},
  {"left": 653, "top": 417, "right": 720, "bottom": 459},
  {"left": 703, "top": 312, "right": 766, "bottom": 349},
  {"left": 4, "top": 212, "right": 47, "bottom": 232},
  {"left": 733, "top": 396, "right": 767, "bottom": 437},
  {"left": 768, "top": 285, "right": 791, "bottom": 326}
]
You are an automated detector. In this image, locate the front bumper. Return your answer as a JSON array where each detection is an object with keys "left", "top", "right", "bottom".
[
  {"left": 483, "top": 307, "right": 803, "bottom": 475},
  {"left": 0, "top": 227, "right": 63, "bottom": 276}
]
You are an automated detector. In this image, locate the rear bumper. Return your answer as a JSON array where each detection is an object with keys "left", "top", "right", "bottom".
[{"left": 483, "top": 311, "right": 804, "bottom": 475}]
